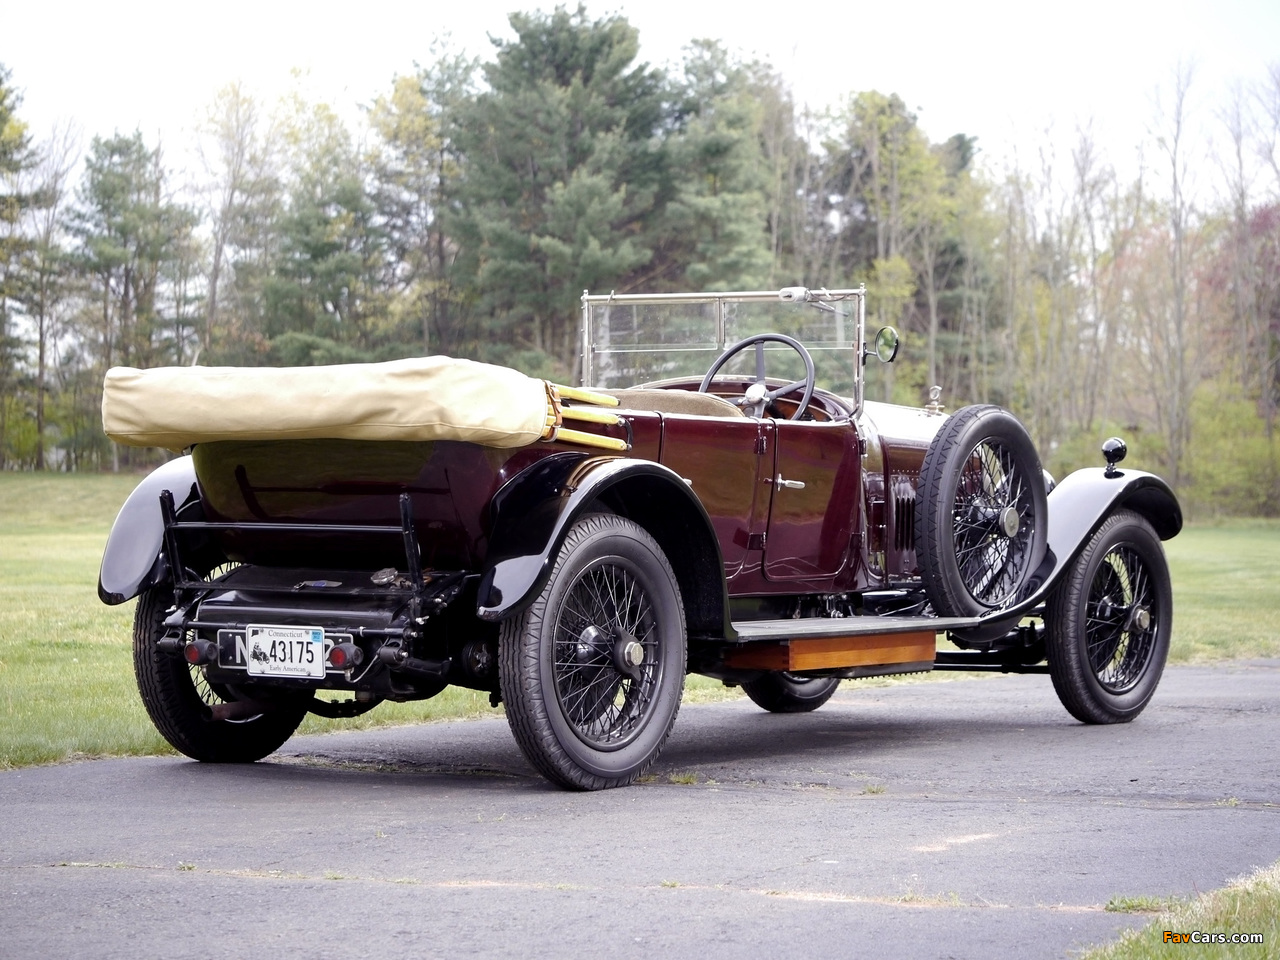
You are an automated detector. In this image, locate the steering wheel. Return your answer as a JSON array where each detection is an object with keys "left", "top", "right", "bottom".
[{"left": 698, "top": 333, "right": 816, "bottom": 420}]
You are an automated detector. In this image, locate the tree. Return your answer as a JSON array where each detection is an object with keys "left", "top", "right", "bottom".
[
  {"left": 264, "top": 97, "right": 385, "bottom": 353},
  {"left": 827, "top": 92, "right": 931, "bottom": 401},
  {"left": 368, "top": 44, "right": 478, "bottom": 355},
  {"left": 197, "top": 83, "right": 281, "bottom": 360},
  {"left": 1258, "top": 61, "right": 1280, "bottom": 193},
  {"left": 656, "top": 41, "right": 770, "bottom": 291},
  {"left": 0, "top": 63, "right": 34, "bottom": 467},
  {"left": 1145, "top": 63, "right": 1206, "bottom": 490},
  {"left": 908, "top": 135, "right": 966, "bottom": 393},
  {"left": 452, "top": 6, "right": 665, "bottom": 375},
  {"left": 17, "top": 125, "right": 79, "bottom": 468},
  {"left": 73, "top": 131, "right": 198, "bottom": 468}
]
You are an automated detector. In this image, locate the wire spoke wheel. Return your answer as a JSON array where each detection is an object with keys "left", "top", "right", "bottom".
[
  {"left": 500, "top": 514, "right": 686, "bottom": 790},
  {"left": 951, "top": 440, "right": 1037, "bottom": 608},
  {"left": 183, "top": 562, "right": 263, "bottom": 723},
  {"left": 1046, "top": 509, "right": 1172, "bottom": 724},
  {"left": 552, "top": 560, "right": 659, "bottom": 748},
  {"left": 1084, "top": 546, "right": 1158, "bottom": 693},
  {"left": 918, "top": 405, "right": 1048, "bottom": 618},
  {"left": 133, "top": 580, "right": 312, "bottom": 762}
]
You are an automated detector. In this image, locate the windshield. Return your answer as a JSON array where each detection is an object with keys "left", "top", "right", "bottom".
[{"left": 580, "top": 288, "right": 865, "bottom": 398}]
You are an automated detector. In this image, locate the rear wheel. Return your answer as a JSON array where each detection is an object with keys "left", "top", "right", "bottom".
[
  {"left": 1045, "top": 510, "right": 1171, "bottom": 723},
  {"left": 499, "top": 514, "right": 686, "bottom": 790},
  {"left": 133, "top": 585, "right": 312, "bottom": 762},
  {"left": 916, "top": 405, "right": 1048, "bottom": 617},
  {"left": 743, "top": 673, "right": 840, "bottom": 713}
]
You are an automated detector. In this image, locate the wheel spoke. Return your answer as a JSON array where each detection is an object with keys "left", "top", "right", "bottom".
[
  {"left": 1082, "top": 546, "right": 1158, "bottom": 693},
  {"left": 947, "top": 439, "right": 1035, "bottom": 607},
  {"left": 767, "top": 379, "right": 808, "bottom": 399},
  {"left": 551, "top": 558, "right": 661, "bottom": 747}
]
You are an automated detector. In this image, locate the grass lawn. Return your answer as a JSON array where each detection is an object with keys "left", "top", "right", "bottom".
[
  {"left": 1084, "top": 861, "right": 1279, "bottom": 959},
  {"left": 1163, "top": 520, "right": 1280, "bottom": 662},
  {"left": 2, "top": 472, "right": 1278, "bottom": 768}
]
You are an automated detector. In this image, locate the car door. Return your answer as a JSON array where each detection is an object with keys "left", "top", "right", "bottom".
[
  {"left": 659, "top": 413, "right": 771, "bottom": 579},
  {"left": 763, "top": 420, "right": 861, "bottom": 582}
]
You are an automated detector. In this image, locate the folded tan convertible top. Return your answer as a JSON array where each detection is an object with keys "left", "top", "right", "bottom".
[{"left": 103, "top": 356, "right": 558, "bottom": 451}]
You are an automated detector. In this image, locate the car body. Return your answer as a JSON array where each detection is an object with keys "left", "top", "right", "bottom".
[{"left": 99, "top": 286, "right": 1182, "bottom": 789}]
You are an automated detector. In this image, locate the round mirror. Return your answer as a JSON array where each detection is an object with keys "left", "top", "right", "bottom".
[{"left": 873, "top": 326, "right": 900, "bottom": 363}]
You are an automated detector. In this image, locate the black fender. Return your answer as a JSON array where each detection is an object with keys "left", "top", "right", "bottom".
[
  {"left": 475, "top": 453, "right": 730, "bottom": 637},
  {"left": 949, "top": 467, "right": 1182, "bottom": 642},
  {"left": 98, "top": 456, "right": 199, "bottom": 605}
]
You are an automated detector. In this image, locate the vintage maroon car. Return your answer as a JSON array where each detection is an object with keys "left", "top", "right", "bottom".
[{"left": 98, "top": 286, "right": 1181, "bottom": 789}]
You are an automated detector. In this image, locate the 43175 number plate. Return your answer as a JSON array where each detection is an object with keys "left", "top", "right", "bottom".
[{"left": 244, "top": 624, "right": 326, "bottom": 679}]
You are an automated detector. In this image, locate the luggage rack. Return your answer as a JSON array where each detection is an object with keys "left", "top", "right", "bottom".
[
  {"left": 160, "top": 490, "right": 431, "bottom": 591},
  {"left": 157, "top": 490, "right": 470, "bottom": 633}
]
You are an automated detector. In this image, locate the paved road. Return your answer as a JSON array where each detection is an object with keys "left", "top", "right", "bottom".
[{"left": 3, "top": 662, "right": 1278, "bottom": 960}]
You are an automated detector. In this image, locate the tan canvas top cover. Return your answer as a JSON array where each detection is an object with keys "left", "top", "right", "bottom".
[{"left": 102, "top": 356, "right": 552, "bottom": 451}]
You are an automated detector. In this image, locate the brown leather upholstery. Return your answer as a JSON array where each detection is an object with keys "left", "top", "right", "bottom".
[{"left": 602, "top": 388, "right": 746, "bottom": 419}]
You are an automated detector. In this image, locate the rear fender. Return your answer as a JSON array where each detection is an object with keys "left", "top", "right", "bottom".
[
  {"left": 476, "top": 454, "right": 729, "bottom": 636},
  {"left": 98, "top": 456, "right": 199, "bottom": 604},
  {"left": 949, "top": 467, "right": 1182, "bottom": 643}
]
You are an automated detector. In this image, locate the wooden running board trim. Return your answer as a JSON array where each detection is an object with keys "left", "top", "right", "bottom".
[{"left": 723, "top": 630, "right": 938, "bottom": 672}]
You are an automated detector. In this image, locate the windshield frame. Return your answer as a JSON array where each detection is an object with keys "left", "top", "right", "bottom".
[{"left": 579, "top": 287, "right": 869, "bottom": 417}]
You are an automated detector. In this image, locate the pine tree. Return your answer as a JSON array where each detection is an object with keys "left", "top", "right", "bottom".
[{"left": 451, "top": 6, "right": 664, "bottom": 376}]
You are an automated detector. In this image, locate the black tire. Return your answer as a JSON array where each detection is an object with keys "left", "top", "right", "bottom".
[
  {"left": 133, "top": 585, "right": 312, "bottom": 762},
  {"left": 1045, "top": 510, "right": 1172, "bottom": 724},
  {"left": 743, "top": 673, "right": 840, "bottom": 713},
  {"left": 499, "top": 514, "right": 686, "bottom": 790},
  {"left": 916, "top": 405, "right": 1048, "bottom": 617}
]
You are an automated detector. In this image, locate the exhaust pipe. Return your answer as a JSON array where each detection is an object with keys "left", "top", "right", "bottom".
[{"left": 210, "top": 698, "right": 273, "bottom": 722}]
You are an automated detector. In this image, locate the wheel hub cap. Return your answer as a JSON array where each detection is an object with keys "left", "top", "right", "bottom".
[
  {"left": 621, "top": 639, "right": 644, "bottom": 667},
  {"left": 999, "top": 505, "right": 1021, "bottom": 538},
  {"left": 1129, "top": 605, "right": 1151, "bottom": 632}
]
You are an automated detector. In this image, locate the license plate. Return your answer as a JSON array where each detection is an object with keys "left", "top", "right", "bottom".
[{"left": 244, "top": 624, "right": 326, "bottom": 679}]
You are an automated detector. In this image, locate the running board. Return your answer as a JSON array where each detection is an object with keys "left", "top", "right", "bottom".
[
  {"left": 726, "top": 615, "right": 977, "bottom": 674},
  {"left": 730, "top": 615, "right": 978, "bottom": 642}
]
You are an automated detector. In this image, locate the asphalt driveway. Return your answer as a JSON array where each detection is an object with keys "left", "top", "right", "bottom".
[{"left": 3, "top": 661, "right": 1278, "bottom": 959}]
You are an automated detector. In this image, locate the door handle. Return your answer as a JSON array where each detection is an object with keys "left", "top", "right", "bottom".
[{"left": 773, "top": 473, "right": 805, "bottom": 490}]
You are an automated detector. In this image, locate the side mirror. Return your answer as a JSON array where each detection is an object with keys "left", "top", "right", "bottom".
[{"left": 869, "top": 326, "right": 899, "bottom": 363}]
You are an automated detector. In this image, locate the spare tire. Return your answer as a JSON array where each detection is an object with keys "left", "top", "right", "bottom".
[{"left": 915, "top": 405, "right": 1048, "bottom": 618}]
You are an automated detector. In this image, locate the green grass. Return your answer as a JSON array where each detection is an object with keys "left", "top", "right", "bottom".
[
  {"left": 1163, "top": 520, "right": 1280, "bottom": 662},
  {"left": 1, "top": 474, "right": 157, "bottom": 767},
  {"left": 1084, "top": 862, "right": 1279, "bottom": 959},
  {"left": 2, "top": 473, "right": 1278, "bottom": 767},
  {"left": 1106, "top": 895, "right": 1188, "bottom": 914}
]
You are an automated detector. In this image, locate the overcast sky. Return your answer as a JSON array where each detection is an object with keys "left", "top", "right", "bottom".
[{"left": 4, "top": 0, "right": 1278, "bottom": 186}]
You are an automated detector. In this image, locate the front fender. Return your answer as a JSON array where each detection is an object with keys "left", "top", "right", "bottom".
[
  {"left": 97, "top": 456, "right": 198, "bottom": 604},
  {"left": 475, "top": 453, "right": 728, "bottom": 630},
  {"left": 1028, "top": 466, "right": 1181, "bottom": 607},
  {"left": 949, "top": 467, "right": 1181, "bottom": 643},
  {"left": 1045, "top": 467, "right": 1182, "bottom": 547}
]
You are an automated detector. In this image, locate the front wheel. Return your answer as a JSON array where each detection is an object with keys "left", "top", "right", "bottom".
[
  {"left": 133, "top": 585, "right": 312, "bottom": 762},
  {"left": 743, "top": 673, "right": 840, "bottom": 713},
  {"left": 499, "top": 514, "right": 687, "bottom": 790},
  {"left": 1045, "top": 510, "right": 1172, "bottom": 723}
]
